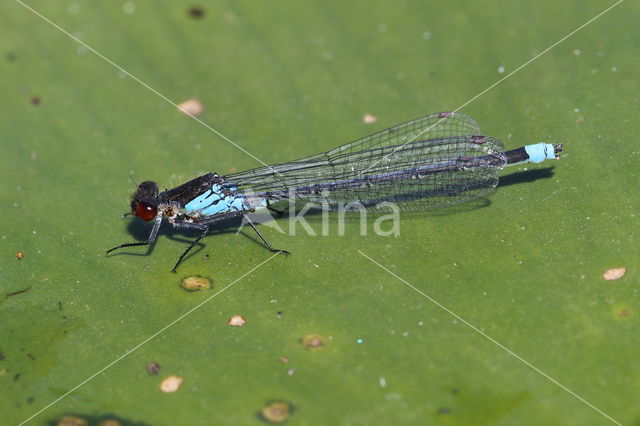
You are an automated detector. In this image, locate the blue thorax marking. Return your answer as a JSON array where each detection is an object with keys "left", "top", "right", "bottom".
[{"left": 184, "top": 183, "right": 245, "bottom": 216}]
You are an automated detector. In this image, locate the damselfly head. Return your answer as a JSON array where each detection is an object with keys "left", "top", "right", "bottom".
[{"left": 130, "top": 181, "right": 159, "bottom": 221}]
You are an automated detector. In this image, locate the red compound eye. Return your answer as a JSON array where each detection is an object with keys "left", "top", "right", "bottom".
[{"left": 135, "top": 202, "right": 157, "bottom": 221}]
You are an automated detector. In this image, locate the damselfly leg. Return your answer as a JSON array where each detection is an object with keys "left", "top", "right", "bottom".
[
  {"left": 242, "top": 213, "right": 290, "bottom": 256},
  {"left": 106, "top": 215, "right": 163, "bottom": 255}
]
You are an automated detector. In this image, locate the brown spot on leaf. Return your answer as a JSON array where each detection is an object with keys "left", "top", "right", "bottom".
[
  {"left": 177, "top": 98, "right": 204, "bottom": 116},
  {"left": 260, "top": 400, "right": 293, "bottom": 423},
  {"left": 98, "top": 419, "right": 122, "bottom": 426},
  {"left": 363, "top": 114, "right": 377, "bottom": 124},
  {"left": 160, "top": 375, "right": 183, "bottom": 393},
  {"left": 147, "top": 361, "right": 160, "bottom": 375},
  {"left": 227, "top": 315, "right": 246, "bottom": 327},
  {"left": 57, "top": 415, "right": 88, "bottom": 426},
  {"left": 181, "top": 275, "right": 212, "bottom": 291},
  {"left": 602, "top": 267, "right": 626, "bottom": 281},
  {"left": 301, "top": 334, "right": 324, "bottom": 351}
]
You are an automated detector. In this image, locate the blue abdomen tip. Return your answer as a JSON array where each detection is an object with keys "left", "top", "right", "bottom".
[{"left": 524, "top": 143, "right": 555, "bottom": 163}]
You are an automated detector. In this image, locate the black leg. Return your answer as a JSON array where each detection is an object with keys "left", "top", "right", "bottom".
[
  {"left": 171, "top": 221, "right": 209, "bottom": 272},
  {"left": 266, "top": 200, "right": 286, "bottom": 216},
  {"left": 106, "top": 215, "right": 162, "bottom": 255},
  {"left": 242, "top": 213, "right": 290, "bottom": 256}
]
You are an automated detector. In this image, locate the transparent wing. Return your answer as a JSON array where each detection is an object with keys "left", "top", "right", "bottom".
[
  {"left": 323, "top": 111, "right": 481, "bottom": 158},
  {"left": 226, "top": 125, "right": 506, "bottom": 212}
]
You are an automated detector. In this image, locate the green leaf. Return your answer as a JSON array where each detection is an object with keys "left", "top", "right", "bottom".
[{"left": 2, "top": 1, "right": 637, "bottom": 425}]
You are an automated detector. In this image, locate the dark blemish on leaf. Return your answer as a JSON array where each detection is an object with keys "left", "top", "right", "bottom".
[
  {"left": 260, "top": 400, "right": 293, "bottom": 423},
  {"left": 5, "top": 286, "right": 32, "bottom": 299},
  {"left": 6, "top": 52, "right": 17, "bottom": 62},
  {"left": 13, "top": 373, "right": 20, "bottom": 382},
  {"left": 301, "top": 334, "right": 324, "bottom": 351},
  {"left": 30, "top": 96, "right": 41, "bottom": 106},
  {"left": 0, "top": 350, "right": 5, "bottom": 360},
  {"left": 188, "top": 6, "right": 205, "bottom": 19},
  {"left": 58, "top": 301, "right": 63, "bottom": 311},
  {"left": 27, "top": 397, "right": 34, "bottom": 404},
  {"left": 147, "top": 361, "right": 160, "bottom": 375},
  {"left": 451, "top": 388, "right": 459, "bottom": 394},
  {"left": 437, "top": 407, "right": 451, "bottom": 415},
  {"left": 27, "top": 353, "right": 35, "bottom": 360}
]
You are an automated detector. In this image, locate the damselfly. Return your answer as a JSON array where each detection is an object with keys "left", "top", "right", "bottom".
[{"left": 107, "top": 112, "right": 562, "bottom": 271}]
